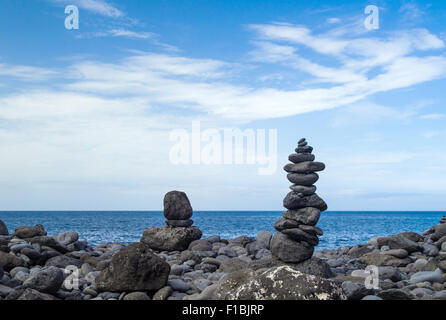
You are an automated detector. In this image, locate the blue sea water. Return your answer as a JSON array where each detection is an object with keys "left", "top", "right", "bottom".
[{"left": 0, "top": 211, "right": 442, "bottom": 250}]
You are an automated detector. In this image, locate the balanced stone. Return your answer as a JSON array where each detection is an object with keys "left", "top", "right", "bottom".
[
  {"left": 270, "top": 232, "right": 314, "bottom": 263},
  {"left": 283, "top": 207, "right": 321, "bottom": 226},
  {"left": 440, "top": 216, "right": 446, "bottom": 224},
  {"left": 142, "top": 191, "right": 202, "bottom": 251},
  {"left": 274, "top": 218, "right": 300, "bottom": 232},
  {"left": 289, "top": 185, "right": 316, "bottom": 195},
  {"left": 284, "top": 162, "right": 325, "bottom": 173},
  {"left": 166, "top": 220, "right": 194, "bottom": 227},
  {"left": 164, "top": 191, "right": 193, "bottom": 220},
  {"left": 141, "top": 226, "right": 202, "bottom": 251},
  {"left": 295, "top": 145, "right": 313, "bottom": 154},
  {"left": 288, "top": 153, "right": 315, "bottom": 163},
  {"left": 283, "top": 193, "right": 328, "bottom": 211},
  {"left": 272, "top": 138, "right": 326, "bottom": 265},
  {"left": 281, "top": 228, "right": 319, "bottom": 246},
  {"left": 287, "top": 173, "right": 319, "bottom": 186},
  {"left": 299, "top": 225, "right": 323, "bottom": 236}
]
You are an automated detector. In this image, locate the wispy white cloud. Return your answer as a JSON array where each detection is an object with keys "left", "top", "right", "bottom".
[
  {"left": 51, "top": 0, "right": 124, "bottom": 18},
  {"left": 77, "top": 28, "right": 155, "bottom": 39},
  {"left": 420, "top": 113, "right": 445, "bottom": 120},
  {"left": 0, "top": 63, "right": 58, "bottom": 81}
]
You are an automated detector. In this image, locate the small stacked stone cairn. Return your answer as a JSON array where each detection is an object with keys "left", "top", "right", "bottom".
[
  {"left": 141, "top": 191, "right": 202, "bottom": 252},
  {"left": 440, "top": 216, "right": 446, "bottom": 224},
  {"left": 270, "top": 138, "right": 327, "bottom": 263}
]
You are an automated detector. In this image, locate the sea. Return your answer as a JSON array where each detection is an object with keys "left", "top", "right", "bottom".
[{"left": 0, "top": 211, "right": 442, "bottom": 250}]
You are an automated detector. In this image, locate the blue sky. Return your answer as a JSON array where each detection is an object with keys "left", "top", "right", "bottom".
[{"left": 1, "top": 0, "right": 446, "bottom": 211}]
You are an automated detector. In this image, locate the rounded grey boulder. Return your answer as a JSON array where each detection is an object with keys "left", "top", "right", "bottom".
[
  {"left": 213, "top": 266, "right": 345, "bottom": 300},
  {"left": 96, "top": 242, "right": 170, "bottom": 292},
  {"left": 23, "top": 266, "right": 64, "bottom": 294},
  {"left": 270, "top": 232, "right": 314, "bottom": 263},
  {"left": 164, "top": 191, "right": 193, "bottom": 220}
]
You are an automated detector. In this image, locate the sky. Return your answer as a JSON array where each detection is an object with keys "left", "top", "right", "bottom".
[{"left": 0, "top": 0, "right": 446, "bottom": 211}]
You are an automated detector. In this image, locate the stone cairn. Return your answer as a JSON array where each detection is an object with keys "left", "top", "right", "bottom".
[
  {"left": 141, "top": 191, "right": 202, "bottom": 252},
  {"left": 440, "top": 216, "right": 446, "bottom": 224},
  {"left": 270, "top": 138, "right": 327, "bottom": 263}
]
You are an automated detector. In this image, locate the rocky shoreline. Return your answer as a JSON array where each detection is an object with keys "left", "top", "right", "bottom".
[
  {"left": 1, "top": 214, "right": 446, "bottom": 300},
  {"left": 1, "top": 140, "right": 445, "bottom": 301}
]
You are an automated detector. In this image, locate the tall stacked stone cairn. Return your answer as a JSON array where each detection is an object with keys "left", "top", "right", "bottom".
[
  {"left": 270, "top": 138, "right": 327, "bottom": 263},
  {"left": 141, "top": 191, "right": 202, "bottom": 252}
]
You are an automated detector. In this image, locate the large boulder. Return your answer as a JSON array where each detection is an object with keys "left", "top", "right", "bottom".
[
  {"left": 13, "top": 224, "right": 46, "bottom": 239},
  {"left": 270, "top": 232, "right": 314, "bottom": 263},
  {"left": 283, "top": 193, "right": 327, "bottom": 211},
  {"left": 250, "top": 256, "right": 334, "bottom": 278},
  {"left": 213, "top": 266, "right": 345, "bottom": 300},
  {"left": 163, "top": 191, "right": 193, "bottom": 220},
  {"left": 141, "top": 226, "right": 202, "bottom": 251},
  {"left": 375, "top": 235, "right": 420, "bottom": 253},
  {"left": 0, "top": 220, "right": 8, "bottom": 235},
  {"left": 23, "top": 266, "right": 64, "bottom": 294},
  {"left": 95, "top": 242, "right": 170, "bottom": 292}
]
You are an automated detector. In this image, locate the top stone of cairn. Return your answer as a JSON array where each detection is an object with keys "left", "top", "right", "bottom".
[{"left": 163, "top": 191, "right": 193, "bottom": 220}]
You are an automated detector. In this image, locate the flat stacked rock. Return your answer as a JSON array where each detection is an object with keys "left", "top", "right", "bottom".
[
  {"left": 271, "top": 138, "right": 327, "bottom": 263},
  {"left": 141, "top": 191, "right": 202, "bottom": 252},
  {"left": 440, "top": 216, "right": 446, "bottom": 224}
]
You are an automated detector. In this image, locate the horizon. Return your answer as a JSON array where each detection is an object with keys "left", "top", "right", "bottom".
[{"left": 1, "top": 1, "right": 446, "bottom": 211}]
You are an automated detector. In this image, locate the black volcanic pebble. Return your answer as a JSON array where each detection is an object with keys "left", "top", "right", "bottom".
[{"left": 298, "top": 138, "right": 306, "bottom": 144}]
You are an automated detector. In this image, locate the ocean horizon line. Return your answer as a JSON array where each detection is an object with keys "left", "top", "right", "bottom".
[{"left": 0, "top": 210, "right": 444, "bottom": 213}]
